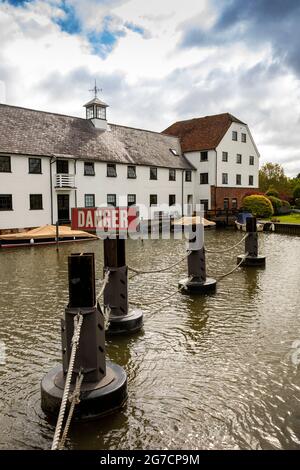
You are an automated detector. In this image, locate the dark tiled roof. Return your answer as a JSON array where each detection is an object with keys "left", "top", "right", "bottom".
[
  {"left": 162, "top": 113, "right": 246, "bottom": 152},
  {"left": 0, "top": 104, "right": 192, "bottom": 170}
]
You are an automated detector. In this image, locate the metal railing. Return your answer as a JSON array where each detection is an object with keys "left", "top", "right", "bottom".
[{"left": 55, "top": 174, "right": 76, "bottom": 188}]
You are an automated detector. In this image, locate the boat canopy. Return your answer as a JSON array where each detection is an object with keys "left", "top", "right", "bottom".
[
  {"left": 0, "top": 225, "right": 97, "bottom": 240},
  {"left": 236, "top": 212, "right": 253, "bottom": 225}
]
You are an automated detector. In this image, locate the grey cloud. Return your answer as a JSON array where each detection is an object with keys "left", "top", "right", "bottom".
[{"left": 180, "top": 0, "right": 300, "bottom": 75}]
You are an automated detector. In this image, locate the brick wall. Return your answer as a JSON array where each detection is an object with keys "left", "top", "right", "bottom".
[{"left": 210, "top": 186, "right": 259, "bottom": 210}]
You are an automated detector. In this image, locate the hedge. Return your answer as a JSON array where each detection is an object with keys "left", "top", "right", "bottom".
[
  {"left": 267, "top": 196, "right": 282, "bottom": 214},
  {"left": 243, "top": 195, "right": 274, "bottom": 218}
]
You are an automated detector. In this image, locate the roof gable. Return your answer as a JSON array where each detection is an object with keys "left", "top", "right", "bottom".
[
  {"left": 0, "top": 104, "right": 193, "bottom": 170},
  {"left": 162, "top": 113, "right": 246, "bottom": 152}
]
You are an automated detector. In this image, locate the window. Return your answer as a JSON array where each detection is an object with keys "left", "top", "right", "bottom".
[
  {"left": 169, "top": 169, "right": 176, "bottom": 181},
  {"left": 107, "top": 163, "right": 117, "bottom": 177},
  {"left": 127, "top": 194, "right": 136, "bottom": 206},
  {"left": 127, "top": 165, "right": 136, "bottom": 179},
  {"left": 232, "top": 131, "right": 238, "bottom": 141},
  {"left": 200, "top": 151, "right": 208, "bottom": 162},
  {"left": 200, "top": 199, "right": 209, "bottom": 212},
  {"left": 0, "top": 156, "right": 11, "bottom": 173},
  {"left": 249, "top": 175, "right": 254, "bottom": 186},
  {"left": 222, "top": 152, "right": 228, "bottom": 162},
  {"left": 200, "top": 173, "right": 209, "bottom": 184},
  {"left": 169, "top": 194, "right": 176, "bottom": 206},
  {"left": 150, "top": 167, "right": 157, "bottom": 180},
  {"left": 0, "top": 194, "right": 12, "bottom": 211},
  {"left": 150, "top": 194, "right": 157, "bottom": 206},
  {"left": 30, "top": 194, "right": 43, "bottom": 210},
  {"left": 224, "top": 198, "right": 229, "bottom": 210},
  {"left": 170, "top": 148, "right": 179, "bottom": 156},
  {"left": 56, "top": 159, "right": 69, "bottom": 174},
  {"left": 222, "top": 173, "right": 228, "bottom": 184},
  {"left": 232, "top": 198, "right": 238, "bottom": 209},
  {"left": 185, "top": 170, "right": 192, "bottom": 182},
  {"left": 84, "top": 194, "right": 95, "bottom": 208},
  {"left": 84, "top": 162, "right": 95, "bottom": 176},
  {"left": 249, "top": 155, "right": 255, "bottom": 165},
  {"left": 107, "top": 194, "right": 116, "bottom": 206},
  {"left": 86, "top": 106, "right": 93, "bottom": 119},
  {"left": 236, "top": 174, "right": 242, "bottom": 185},
  {"left": 29, "top": 158, "right": 41, "bottom": 174},
  {"left": 96, "top": 106, "right": 106, "bottom": 120},
  {"left": 241, "top": 133, "right": 247, "bottom": 143},
  {"left": 236, "top": 154, "right": 242, "bottom": 164}
]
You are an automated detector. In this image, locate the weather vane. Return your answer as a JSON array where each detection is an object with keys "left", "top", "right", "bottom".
[{"left": 89, "top": 79, "right": 102, "bottom": 99}]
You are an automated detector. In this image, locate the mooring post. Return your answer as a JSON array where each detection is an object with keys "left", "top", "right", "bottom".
[
  {"left": 62, "top": 253, "right": 106, "bottom": 383},
  {"left": 103, "top": 236, "right": 143, "bottom": 335},
  {"left": 237, "top": 216, "right": 266, "bottom": 267},
  {"left": 179, "top": 218, "right": 217, "bottom": 295},
  {"left": 41, "top": 252, "right": 128, "bottom": 420}
]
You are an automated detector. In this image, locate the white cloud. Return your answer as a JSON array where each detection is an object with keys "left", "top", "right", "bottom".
[{"left": 0, "top": 0, "right": 299, "bottom": 176}]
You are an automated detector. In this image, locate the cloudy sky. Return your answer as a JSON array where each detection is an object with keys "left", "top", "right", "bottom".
[{"left": 0, "top": 0, "right": 299, "bottom": 176}]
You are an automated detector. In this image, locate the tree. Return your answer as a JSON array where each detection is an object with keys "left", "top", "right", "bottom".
[
  {"left": 293, "top": 184, "right": 300, "bottom": 200},
  {"left": 259, "top": 163, "right": 290, "bottom": 194}
]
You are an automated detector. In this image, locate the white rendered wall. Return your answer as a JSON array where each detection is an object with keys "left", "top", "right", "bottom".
[
  {"left": 183, "top": 150, "right": 216, "bottom": 209},
  {"left": 0, "top": 155, "right": 51, "bottom": 230},
  {"left": 0, "top": 155, "right": 195, "bottom": 230},
  {"left": 184, "top": 122, "right": 259, "bottom": 209},
  {"left": 216, "top": 122, "right": 259, "bottom": 188}
]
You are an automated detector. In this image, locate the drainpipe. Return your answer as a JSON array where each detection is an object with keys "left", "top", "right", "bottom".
[
  {"left": 74, "top": 159, "right": 77, "bottom": 208},
  {"left": 214, "top": 149, "right": 218, "bottom": 211},
  {"left": 181, "top": 169, "right": 184, "bottom": 216},
  {"left": 49, "top": 156, "right": 56, "bottom": 225}
]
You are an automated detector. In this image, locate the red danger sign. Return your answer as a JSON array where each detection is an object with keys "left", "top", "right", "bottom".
[{"left": 71, "top": 207, "right": 139, "bottom": 232}]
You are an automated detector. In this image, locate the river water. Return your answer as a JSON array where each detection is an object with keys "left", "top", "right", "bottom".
[{"left": 0, "top": 230, "right": 299, "bottom": 450}]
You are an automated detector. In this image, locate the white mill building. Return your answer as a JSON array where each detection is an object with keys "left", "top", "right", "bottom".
[{"left": 0, "top": 95, "right": 259, "bottom": 232}]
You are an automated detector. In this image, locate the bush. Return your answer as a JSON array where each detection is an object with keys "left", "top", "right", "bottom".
[
  {"left": 295, "top": 198, "right": 300, "bottom": 209},
  {"left": 278, "top": 200, "right": 291, "bottom": 215},
  {"left": 267, "top": 196, "right": 282, "bottom": 214},
  {"left": 266, "top": 186, "right": 280, "bottom": 198},
  {"left": 243, "top": 195, "right": 274, "bottom": 218},
  {"left": 293, "top": 185, "right": 300, "bottom": 200}
]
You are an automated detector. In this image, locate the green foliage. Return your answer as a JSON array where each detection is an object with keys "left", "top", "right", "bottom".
[
  {"left": 293, "top": 184, "right": 300, "bottom": 200},
  {"left": 267, "top": 196, "right": 282, "bottom": 215},
  {"left": 259, "top": 163, "right": 289, "bottom": 194},
  {"left": 295, "top": 198, "right": 300, "bottom": 209},
  {"left": 265, "top": 186, "right": 280, "bottom": 198},
  {"left": 243, "top": 195, "right": 274, "bottom": 218}
]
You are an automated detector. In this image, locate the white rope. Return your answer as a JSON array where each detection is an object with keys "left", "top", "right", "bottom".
[
  {"left": 214, "top": 252, "right": 249, "bottom": 281},
  {"left": 205, "top": 234, "right": 248, "bottom": 254},
  {"left": 95, "top": 270, "right": 110, "bottom": 306},
  {"left": 58, "top": 371, "right": 84, "bottom": 450},
  {"left": 128, "top": 251, "right": 191, "bottom": 276},
  {"left": 51, "top": 312, "right": 83, "bottom": 451}
]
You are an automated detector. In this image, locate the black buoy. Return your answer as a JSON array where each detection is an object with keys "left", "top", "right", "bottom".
[
  {"left": 41, "top": 253, "right": 127, "bottom": 420},
  {"left": 179, "top": 219, "right": 217, "bottom": 295},
  {"left": 103, "top": 238, "right": 143, "bottom": 335},
  {"left": 237, "top": 217, "right": 266, "bottom": 267}
]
